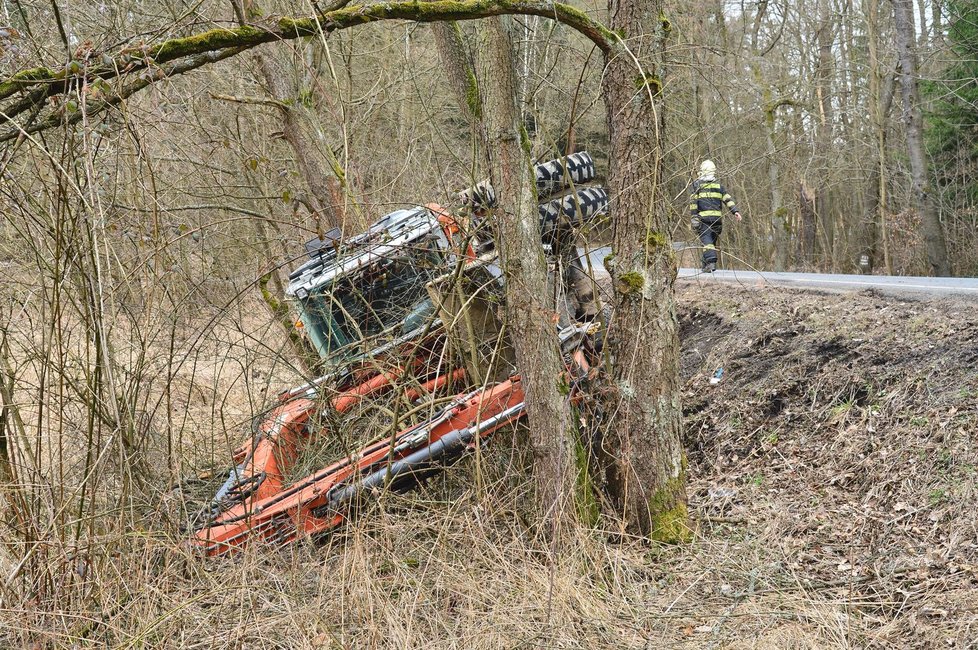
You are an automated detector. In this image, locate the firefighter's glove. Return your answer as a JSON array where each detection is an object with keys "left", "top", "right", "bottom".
[{"left": 690, "top": 216, "right": 701, "bottom": 230}]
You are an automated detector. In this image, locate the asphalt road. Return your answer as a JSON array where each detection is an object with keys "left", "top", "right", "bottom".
[
  {"left": 677, "top": 268, "right": 978, "bottom": 298},
  {"left": 580, "top": 246, "right": 978, "bottom": 299}
]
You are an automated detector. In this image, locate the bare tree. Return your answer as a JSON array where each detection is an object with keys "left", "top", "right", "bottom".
[
  {"left": 230, "top": 2, "right": 350, "bottom": 223},
  {"left": 0, "top": 0, "right": 615, "bottom": 146},
  {"left": 749, "top": 0, "right": 791, "bottom": 270},
  {"left": 860, "top": 0, "right": 896, "bottom": 274},
  {"left": 476, "top": 18, "right": 579, "bottom": 536},
  {"left": 891, "top": 0, "right": 951, "bottom": 276}
]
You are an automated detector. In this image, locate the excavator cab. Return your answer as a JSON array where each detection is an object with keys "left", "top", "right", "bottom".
[
  {"left": 285, "top": 153, "right": 607, "bottom": 366},
  {"left": 287, "top": 206, "right": 455, "bottom": 363}
]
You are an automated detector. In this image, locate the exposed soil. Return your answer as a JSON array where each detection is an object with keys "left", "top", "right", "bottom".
[{"left": 673, "top": 284, "right": 978, "bottom": 648}]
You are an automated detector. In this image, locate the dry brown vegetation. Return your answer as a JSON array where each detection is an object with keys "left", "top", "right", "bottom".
[
  {"left": 2, "top": 283, "right": 975, "bottom": 648},
  {"left": 2, "top": 1, "right": 977, "bottom": 647}
]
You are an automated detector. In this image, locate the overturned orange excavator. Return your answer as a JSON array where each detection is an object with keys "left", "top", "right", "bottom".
[{"left": 191, "top": 154, "right": 609, "bottom": 556}]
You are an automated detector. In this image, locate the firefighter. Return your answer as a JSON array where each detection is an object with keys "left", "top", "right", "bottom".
[{"left": 689, "top": 159, "right": 742, "bottom": 273}]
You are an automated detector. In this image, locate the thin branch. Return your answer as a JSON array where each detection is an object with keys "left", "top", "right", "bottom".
[
  {"left": 49, "top": 0, "right": 70, "bottom": 59},
  {"left": 230, "top": 0, "right": 246, "bottom": 25},
  {"left": 112, "top": 202, "right": 269, "bottom": 220},
  {"left": 208, "top": 92, "right": 288, "bottom": 110},
  {"left": 0, "top": 47, "right": 249, "bottom": 142}
]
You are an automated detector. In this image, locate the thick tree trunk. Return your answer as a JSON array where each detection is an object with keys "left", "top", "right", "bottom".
[
  {"left": 862, "top": 164, "right": 882, "bottom": 274},
  {"left": 799, "top": 179, "right": 818, "bottom": 264},
  {"left": 478, "top": 17, "right": 578, "bottom": 536},
  {"left": 0, "top": 354, "right": 17, "bottom": 485},
  {"left": 0, "top": 345, "right": 33, "bottom": 546},
  {"left": 763, "top": 109, "right": 788, "bottom": 269},
  {"left": 432, "top": 22, "right": 481, "bottom": 123},
  {"left": 750, "top": 0, "right": 789, "bottom": 270},
  {"left": 891, "top": 0, "right": 951, "bottom": 276},
  {"left": 599, "top": 0, "right": 688, "bottom": 541}
]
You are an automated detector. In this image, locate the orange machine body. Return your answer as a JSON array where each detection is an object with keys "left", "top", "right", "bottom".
[{"left": 194, "top": 377, "right": 524, "bottom": 556}]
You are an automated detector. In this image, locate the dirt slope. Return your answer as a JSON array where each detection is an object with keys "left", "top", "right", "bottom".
[{"left": 675, "top": 284, "right": 978, "bottom": 648}]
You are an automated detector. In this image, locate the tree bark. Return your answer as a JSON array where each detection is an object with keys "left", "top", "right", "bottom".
[
  {"left": 861, "top": 0, "right": 896, "bottom": 274},
  {"left": 0, "top": 350, "right": 17, "bottom": 485},
  {"left": 254, "top": 49, "right": 352, "bottom": 234},
  {"left": 814, "top": 0, "right": 836, "bottom": 270},
  {"left": 763, "top": 107, "right": 788, "bottom": 269},
  {"left": 0, "top": 341, "right": 34, "bottom": 547},
  {"left": 599, "top": 0, "right": 688, "bottom": 541},
  {"left": 432, "top": 22, "right": 481, "bottom": 123},
  {"left": 799, "top": 178, "right": 818, "bottom": 264},
  {"left": 477, "top": 17, "right": 578, "bottom": 537},
  {"left": 891, "top": 0, "right": 951, "bottom": 276},
  {"left": 749, "top": 0, "right": 789, "bottom": 270}
]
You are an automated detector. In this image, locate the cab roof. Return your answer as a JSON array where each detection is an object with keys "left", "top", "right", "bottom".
[{"left": 285, "top": 206, "right": 442, "bottom": 298}]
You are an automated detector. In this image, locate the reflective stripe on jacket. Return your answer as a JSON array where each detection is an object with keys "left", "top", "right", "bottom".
[{"left": 689, "top": 180, "right": 739, "bottom": 220}]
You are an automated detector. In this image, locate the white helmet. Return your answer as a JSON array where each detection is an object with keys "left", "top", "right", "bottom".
[{"left": 698, "top": 159, "right": 717, "bottom": 180}]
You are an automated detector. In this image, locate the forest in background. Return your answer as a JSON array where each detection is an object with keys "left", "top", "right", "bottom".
[{"left": 1, "top": 0, "right": 976, "bottom": 279}]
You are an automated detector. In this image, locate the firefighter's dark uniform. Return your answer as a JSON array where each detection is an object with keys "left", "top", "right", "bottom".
[{"left": 689, "top": 180, "right": 739, "bottom": 270}]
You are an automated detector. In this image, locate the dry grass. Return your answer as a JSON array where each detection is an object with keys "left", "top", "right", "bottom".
[{"left": 2, "top": 285, "right": 977, "bottom": 649}]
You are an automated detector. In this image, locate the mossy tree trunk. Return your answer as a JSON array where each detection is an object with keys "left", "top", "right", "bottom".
[
  {"left": 599, "top": 0, "right": 689, "bottom": 542},
  {"left": 477, "top": 17, "right": 579, "bottom": 538},
  {"left": 432, "top": 22, "right": 482, "bottom": 124}
]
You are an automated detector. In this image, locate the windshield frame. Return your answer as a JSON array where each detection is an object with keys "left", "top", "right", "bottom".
[{"left": 296, "top": 233, "right": 446, "bottom": 360}]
